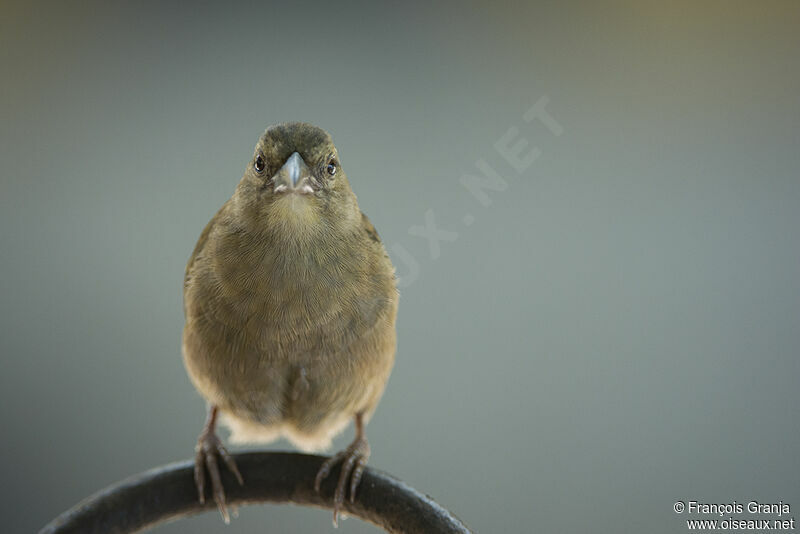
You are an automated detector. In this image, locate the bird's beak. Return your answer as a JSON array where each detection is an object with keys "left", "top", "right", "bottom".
[{"left": 273, "top": 152, "right": 314, "bottom": 194}]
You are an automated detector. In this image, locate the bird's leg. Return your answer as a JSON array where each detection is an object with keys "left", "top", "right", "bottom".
[
  {"left": 194, "top": 405, "right": 243, "bottom": 523},
  {"left": 315, "top": 412, "right": 370, "bottom": 526}
]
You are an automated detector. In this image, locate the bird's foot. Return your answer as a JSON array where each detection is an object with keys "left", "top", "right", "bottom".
[
  {"left": 194, "top": 429, "right": 244, "bottom": 523},
  {"left": 315, "top": 435, "right": 370, "bottom": 526}
]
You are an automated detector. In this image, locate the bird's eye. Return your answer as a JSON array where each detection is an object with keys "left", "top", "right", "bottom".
[
  {"left": 326, "top": 159, "right": 337, "bottom": 176},
  {"left": 254, "top": 155, "right": 265, "bottom": 173}
]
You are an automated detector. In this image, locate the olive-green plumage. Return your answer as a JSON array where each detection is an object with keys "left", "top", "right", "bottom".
[{"left": 182, "top": 123, "right": 397, "bottom": 521}]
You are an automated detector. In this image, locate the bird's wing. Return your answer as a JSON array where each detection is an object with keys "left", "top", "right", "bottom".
[
  {"left": 360, "top": 211, "right": 382, "bottom": 245},
  {"left": 184, "top": 200, "right": 231, "bottom": 289}
]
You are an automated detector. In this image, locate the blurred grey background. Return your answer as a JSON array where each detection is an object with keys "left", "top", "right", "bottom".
[{"left": 2, "top": 1, "right": 799, "bottom": 532}]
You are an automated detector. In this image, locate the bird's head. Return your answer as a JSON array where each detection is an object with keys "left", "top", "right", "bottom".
[{"left": 232, "top": 122, "right": 360, "bottom": 243}]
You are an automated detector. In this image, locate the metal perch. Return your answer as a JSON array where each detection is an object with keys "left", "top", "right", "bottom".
[{"left": 40, "top": 452, "right": 473, "bottom": 533}]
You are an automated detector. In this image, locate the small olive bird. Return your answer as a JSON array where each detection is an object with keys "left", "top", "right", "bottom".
[{"left": 182, "top": 122, "right": 398, "bottom": 524}]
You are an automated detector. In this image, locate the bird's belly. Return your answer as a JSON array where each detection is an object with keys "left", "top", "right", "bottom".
[{"left": 183, "top": 308, "right": 396, "bottom": 441}]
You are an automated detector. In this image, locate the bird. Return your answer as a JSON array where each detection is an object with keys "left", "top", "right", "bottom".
[{"left": 181, "top": 122, "right": 398, "bottom": 525}]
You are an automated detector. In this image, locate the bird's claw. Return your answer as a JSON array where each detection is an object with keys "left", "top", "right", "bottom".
[
  {"left": 315, "top": 436, "right": 370, "bottom": 527},
  {"left": 194, "top": 430, "right": 243, "bottom": 523}
]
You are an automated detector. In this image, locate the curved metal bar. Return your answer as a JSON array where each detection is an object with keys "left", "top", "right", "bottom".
[{"left": 40, "top": 452, "right": 473, "bottom": 533}]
